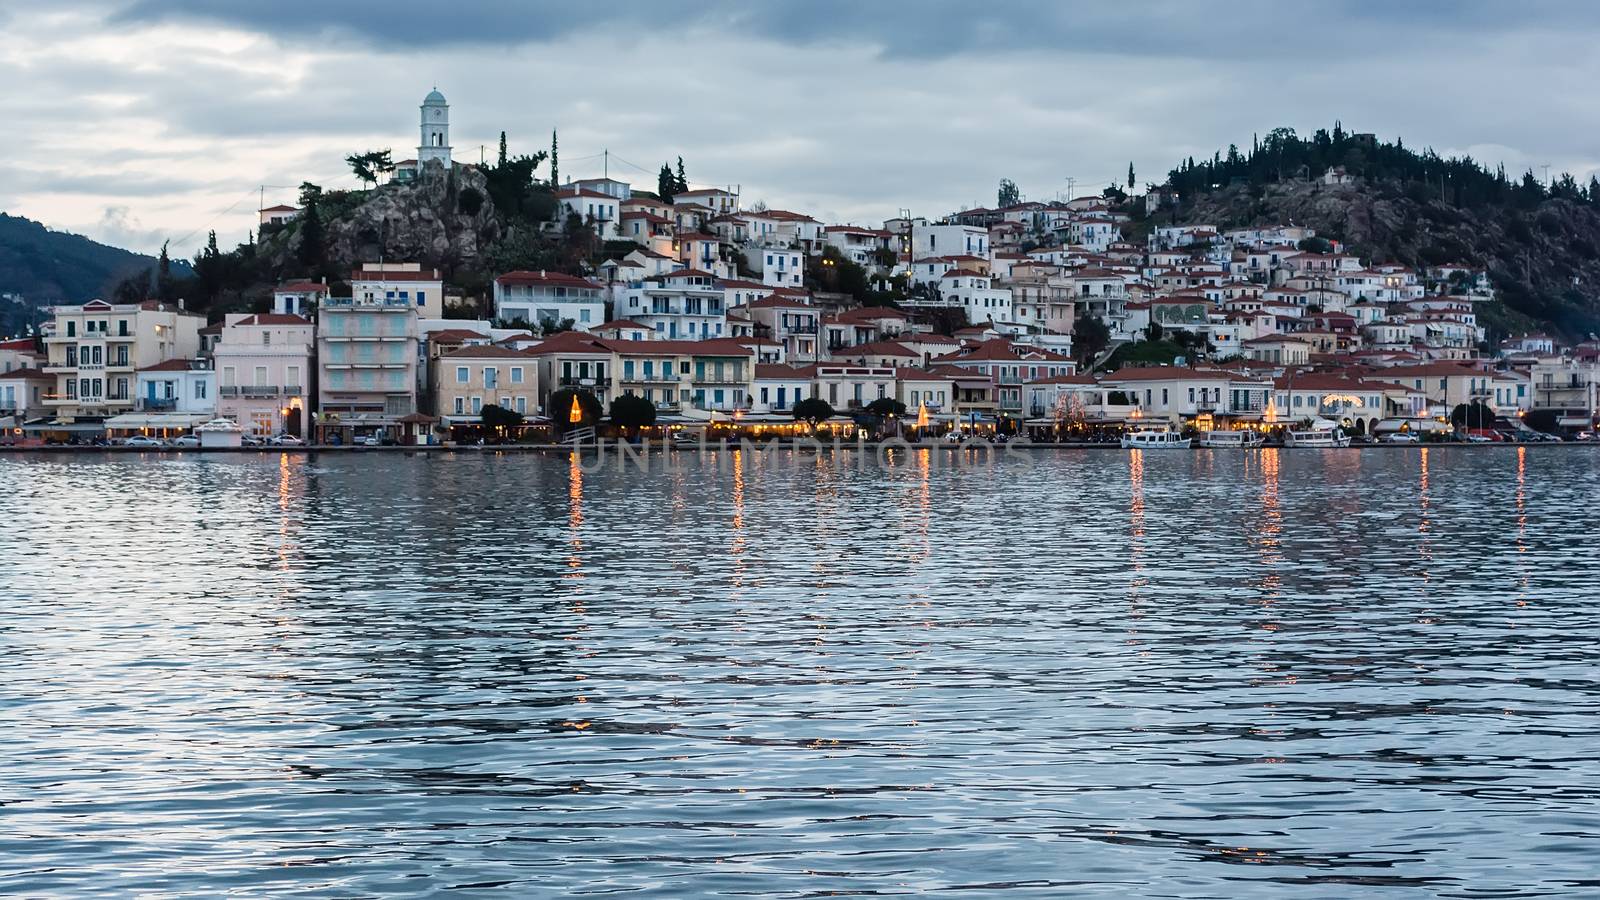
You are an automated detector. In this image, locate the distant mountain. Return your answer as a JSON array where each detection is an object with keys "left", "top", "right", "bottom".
[{"left": 0, "top": 213, "right": 183, "bottom": 303}]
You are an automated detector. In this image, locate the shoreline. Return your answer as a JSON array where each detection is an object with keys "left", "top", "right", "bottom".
[{"left": 1, "top": 440, "right": 1592, "bottom": 455}]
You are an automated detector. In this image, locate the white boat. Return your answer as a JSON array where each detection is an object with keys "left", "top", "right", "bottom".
[
  {"left": 1200, "top": 430, "right": 1264, "bottom": 449},
  {"left": 1121, "top": 430, "right": 1191, "bottom": 449},
  {"left": 1285, "top": 420, "right": 1351, "bottom": 448}
]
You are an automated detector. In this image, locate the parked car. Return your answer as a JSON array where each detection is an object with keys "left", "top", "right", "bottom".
[
  {"left": 358, "top": 434, "right": 383, "bottom": 446},
  {"left": 169, "top": 435, "right": 201, "bottom": 448},
  {"left": 1575, "top": 431, "right": 1595, "bottom": 442},
  {"left": 1466, "top": 429, "right": 1505, "bottom": 442},
  {"left": 1464, "top": 433, "right": 1492, "bottom": 444},
  {"left": 268, "top": 434, "right": 304, "bottom": 446},
  {"left": 241, "top": 433, "right": 266, "bottom": 447},
  {"left": 121, "top": 435, "right": 163, "bottom": 447},
  {"left": 1382, "top": 432, "right": 1419, "bottom": 444}
]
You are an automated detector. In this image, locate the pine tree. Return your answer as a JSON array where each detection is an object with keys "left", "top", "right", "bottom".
[
  {"left": 498, "top": 131, "right": 508, "bottom": 168},
  {"left": 675, "top": 156, "right": 688, "bottom": 193},
  {"left": 658, "top": 163, "right": 676, "bottom": 202},
  {"left": 1127, "top": 162, "right": 1135, "bottom": 190},
  {"left": 550, "top": 129, "right": 559, "bottom": 186}
]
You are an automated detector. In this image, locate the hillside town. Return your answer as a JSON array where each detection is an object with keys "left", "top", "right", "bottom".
[{"left": 3, "top": 90, "right": 1598, "bottom": 448}]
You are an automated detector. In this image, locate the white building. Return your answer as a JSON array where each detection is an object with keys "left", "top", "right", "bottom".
[
  {"left": 756, "top": 247, "right": 804, "bottom": 288},
  {"left": 273, "top": 280, "right": 327, "bottom": 316},
  {"left": 134, "top": 358, "right": 216, "bottom": 417},
  {"left": 41, "top": 299, "right": 204, "bottom": 421},
  {"left": 556, "top": 188, "right": 622, "bottom": 239},
  {"left": 911, "top": 223, "right": 987, "bottom": 259},
  {"left": 614, "top": 270, "right": 728, "bottom": 340},
  {"left": 351, "top": 263, "right": 444, "bottom": 319},
  {"left": 492, "top": 271, "right": 606, "bottom": 331}
]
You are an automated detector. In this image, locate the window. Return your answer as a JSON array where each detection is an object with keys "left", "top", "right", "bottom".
[
  {"left": 511, "top": 367, "right": 524, "bottom": 384},
  {"left": 515, "top": 397, "right": 526, "bottom": 414},
  {"left": 471, "top": 397, "right": 482, "bottom": 414},
  {"left": 485, "top": 367, "right": 498, "bottom": 390},
  {"left": 454, "top": 397, "right": 465, "bottom": 415},
  {"left": 66, "top": 380, "right": 77, "bottom": 398},
  {"left": 67, "top": 321, "right": 76, "bottom": 337},
  {"left": 263, "top": 332, "right": 272, "bottom": 345},
  {"left": 456, "top": 366, "right": 469, "bottom": 384},
  {"left": 254, "top": 366, "right": 268, "bottom": 386},
  {"left": 194, "top": 381, "right": 207, "bottom": 400}
]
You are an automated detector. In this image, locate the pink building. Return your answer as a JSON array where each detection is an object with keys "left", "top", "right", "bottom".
[{"left": 213, "top": 313, "right": 315, "bottom": 437}]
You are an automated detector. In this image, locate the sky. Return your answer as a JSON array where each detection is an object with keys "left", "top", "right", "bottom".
[{"left": 4, "top": 0, "right": 1600, "bottom": 259}]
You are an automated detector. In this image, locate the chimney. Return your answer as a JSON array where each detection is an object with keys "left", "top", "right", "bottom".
[{"left": 178, "top": 298, "right": 185, "bottom": 311}]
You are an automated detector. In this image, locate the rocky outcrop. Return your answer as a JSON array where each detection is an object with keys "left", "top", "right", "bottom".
[{"left": 319, "top": 161, "right": 501, "bottom": 275}]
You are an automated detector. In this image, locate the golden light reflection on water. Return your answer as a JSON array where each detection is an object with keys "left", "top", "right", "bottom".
[
  {"left": 1516, "top": 446, "right": 1529, "bottom": 602},
  {"left": 729, "top": 449, "right": 747, "bottom": 588},
  {"left": 566, "top": 452, "right": 585, "bottom": 579},
  {"left": 1418, "top": 448, "right": 1433, "bottom": 577},
  {"left": 1127, "top": 449, "right": 1147, "bottom": 608},
  {"left": 1257, "top": 448, "right": 1283, "bottom": 605}
]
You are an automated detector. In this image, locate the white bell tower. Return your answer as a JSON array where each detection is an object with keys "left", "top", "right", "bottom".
[{"left": 418, "top": 87, "right": 451, "bottom": 169}]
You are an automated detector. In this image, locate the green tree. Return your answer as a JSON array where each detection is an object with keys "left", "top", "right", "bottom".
[
  {"left": 550, "top": 128, "right": 559, "bottom": 186},
  {"left": 675, "top": 156, "right": 688, "bottom": 193},
  {"left": 480, "top": 403, "right": 525, "bottom": 436},
  {"left": 997, "top": 178, "right": 1020, "bottom": 207},
  {"left": 458, "top": 187, "right": 484, "bottom": 216},
  {"left": 1450, "top": 401, "right": 1496, "bottom": 431},
  {"left": 498, "top": 130, "right": 508, "bottom": 168},
  {"left": 609, "top": 393, "right": 657, "bottom": 436},
  {"left": 297, "top": 182, "right": 325, "bottom": 273},
  {"left": 1128, "top": 161, "right": 1136, "bottom": 190},
  {"left": 658, "top": 163, "right": 676, "bottom": 203},
  {"left": 865, "top": 397, "right": 906, "bottom": 418},
  {"left": 1073, "top": 314, "right": 1111, "bottom": 364},
  {"left": 548, "top": 388, "right": 602, "bottom": 432},
  {"left": 345, "top": 149, "right": 393, "bottom": 188},
  {"left": 792, "top": 397, "right": 834, "bottom": 426},
  {"left": 1297, "top": 236, "right": 1334, "bottom": 254}
]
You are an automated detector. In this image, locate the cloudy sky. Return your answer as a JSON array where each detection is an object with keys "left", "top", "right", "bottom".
[{"left": 4, "top": 0, "right": 1599, "bottom": 259}]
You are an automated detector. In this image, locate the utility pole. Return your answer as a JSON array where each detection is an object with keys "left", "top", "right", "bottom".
[
  {"left": 603, "top": 149, "right": 609, "bottom": 179},
  {"left": 1065, "top": 176, "right": 1076, "bottom": 200},
  {"left": 1542, "top": 164, "right": 1552, "bottom": 188},
  {"left": 479, "top": 144, "right": 487, "bottom": 166}
]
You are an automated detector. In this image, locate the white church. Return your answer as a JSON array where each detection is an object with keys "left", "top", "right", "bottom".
[{"left": 392, "top": 88, "right": 452, "bottom": 183}]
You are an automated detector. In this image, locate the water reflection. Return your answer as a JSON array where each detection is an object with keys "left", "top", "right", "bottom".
[{"left": 2, "top": 449, "right": 1599, "bottom": 897}]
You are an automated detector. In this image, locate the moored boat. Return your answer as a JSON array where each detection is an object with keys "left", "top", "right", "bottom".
[
  {"left": 1284, "top": 419, "right": 1351, "bottom": 448},
  {"left": 1121, "top": 429, "right": 1192, "bottom": 449},
  {"left": 1200, "top": 430, "right": 1264, "bottom": 449}
]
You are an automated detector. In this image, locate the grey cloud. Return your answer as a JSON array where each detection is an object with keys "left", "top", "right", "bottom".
[{"left": 105, "top": 0, "right": 1600, "bottom": 58}]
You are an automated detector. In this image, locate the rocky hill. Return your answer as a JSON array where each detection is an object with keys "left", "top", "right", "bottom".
[
  {"left": 1174, "top": 179, "right": 1600, "bottom": 340},
  {"left": 261, "top": 161, "right": 506, "bottom": 282},
  {"left": 1145, "top": 124, "right": 1600, "bottom": 343}
]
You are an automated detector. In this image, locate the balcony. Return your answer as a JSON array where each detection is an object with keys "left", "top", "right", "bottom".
[
  {"left": 138, "top": 398, "right": 177, "bottom": 411},
  {"left": 220, "top": 385, "right": 283, "bottom": 398},
  {"left": 559, "top": 375, "right": 605, "bottom": 387}
]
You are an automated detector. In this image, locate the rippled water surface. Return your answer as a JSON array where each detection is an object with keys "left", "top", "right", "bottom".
[{"left": 3, "top": 447, "right": 1600, "bottom": 897}]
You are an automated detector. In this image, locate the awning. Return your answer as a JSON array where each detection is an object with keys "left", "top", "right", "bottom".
[
  {"left": 104, "top": 412, "right": 212, "bottom": 430},
  {"left": 23, "top": 419, "right": 107, "bottom": 433}
]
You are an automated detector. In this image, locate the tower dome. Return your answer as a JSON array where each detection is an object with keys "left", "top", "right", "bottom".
[{"left": 417, "top": 87, "right": 451, "bottom": 169}]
